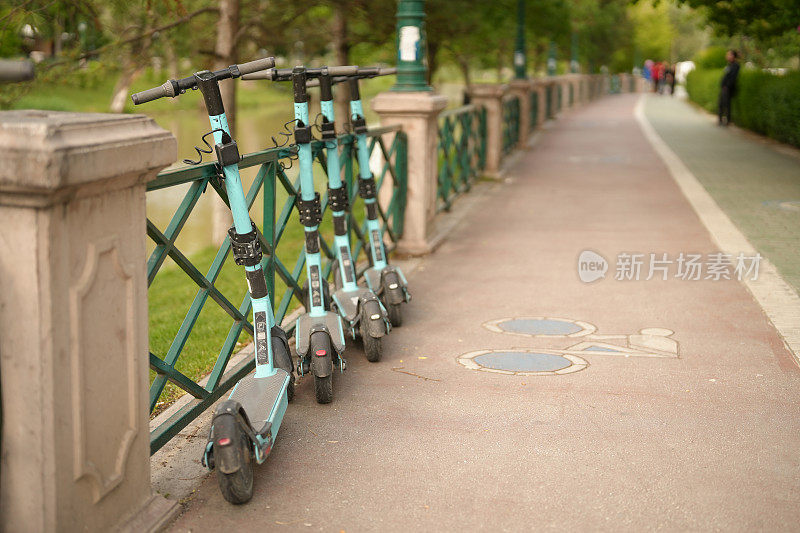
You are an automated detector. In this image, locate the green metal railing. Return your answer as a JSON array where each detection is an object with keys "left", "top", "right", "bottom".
[
  {"left": 546, "top": 83, "right": 554, "bottom": 119},
  {"left": 502, "top": 95, "right": 520, "bottom": 155},
  {"left": 147, "top": 125, "right": 406, "bottom": 453},
  {"left": 530, "top": 90, "right": 539, "bottom": 129},
  {"left": 436, "top": 104, "right": 487, "bottom": 212},
  {"left": 569, "top": 82, "right": 574, "bottom": 106}
]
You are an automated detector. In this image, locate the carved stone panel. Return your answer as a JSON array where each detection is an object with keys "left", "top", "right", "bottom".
[{"left": 69, "top": 237, "right": 138, "bottom": 503}]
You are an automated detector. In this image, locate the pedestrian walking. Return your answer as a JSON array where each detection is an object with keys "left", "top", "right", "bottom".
[
  {"left": 665, "top": 63, "right": 676, "bottom": 95},
  {"left": 718, "top": 50, "right": 740, "bottom": 126},
  {"left": 652, "top": 61, "right": 663, "bottom": 93}
]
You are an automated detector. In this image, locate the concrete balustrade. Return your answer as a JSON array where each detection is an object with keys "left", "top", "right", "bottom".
[
  {"left": 0, "top": 111, "right": 178, "bottom": 532},
  {"left": 508, "top": 80, "right": 532, "bottom": 146},
  {"left": 372, "top": 91, "right": 448, "bottom": 255},
  {"left": 530, "top": 79, "right": 547, "bottom": 127},
  {"left": 466, "top": 83, "right": 508, "bottom": 176}
]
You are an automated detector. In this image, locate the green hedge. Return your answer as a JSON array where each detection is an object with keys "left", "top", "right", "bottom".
[{"left": 686, "top": 67, "right": 800, "bottom": 148}]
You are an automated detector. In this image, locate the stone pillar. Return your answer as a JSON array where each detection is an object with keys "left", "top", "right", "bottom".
[
  {"left": 544, "top": 80, "right": 555, "bottom": 120},
  {"left": 530, "top": 80, "right": 546, "bottom": 127},
  {"left": 0, "top": 111, "right": 178, "bottom": 532},
  {"left": 468, "top": 84, "right": 507, "bottom": 176},
  {"left": 508, "top": 80, "right": 531, "bottom": 144},
  {"left": 372, "top": 92, "right": 447, "bottom": 255},
  {"left": 569, "top": 76, "right": 578, "bottom": 107},
  {"left": 619, "top": 73, "right": 629, "bottom": 93}
]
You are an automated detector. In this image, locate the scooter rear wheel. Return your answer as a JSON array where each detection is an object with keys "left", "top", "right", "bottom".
[
  {"left": 386, "top": 303, "right": 402, "bottom": 328},
  {"left": 310, "top": 331, "right": 333, "bottom": 404},
  {"left": 360, "top": 301, "right": 383, "bottom": 363},
  {"left": 381, "top": 272, "right": 403, "bottom": 327},
  {"left": 215, "top": 428, "right": 254, "bottom": 505}
]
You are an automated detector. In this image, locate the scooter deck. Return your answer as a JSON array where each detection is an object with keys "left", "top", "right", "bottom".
[{"left": 229, "top": 369, "right": 290, "bottom": 440}]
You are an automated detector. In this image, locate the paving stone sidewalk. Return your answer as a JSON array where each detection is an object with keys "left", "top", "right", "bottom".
[
  {"left": 644, "top": 95, "right": 800, "bottom": 294},
  {"left": 167, "top": 93, "right": 800, "bottom": 532}
]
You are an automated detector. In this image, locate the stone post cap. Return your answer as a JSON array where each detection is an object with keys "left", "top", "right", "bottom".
[
  {"left": 468, "top": 83, "right": 508, "bottom": 99},
  {"left": 371, "top": 91, "right": 448, "bottom": 115},
  {"left": 0, "top": 110, "right": 176, "bottom": 192},
  {"left": 508, "top": 79, "right": 532, "bottom": 92}
]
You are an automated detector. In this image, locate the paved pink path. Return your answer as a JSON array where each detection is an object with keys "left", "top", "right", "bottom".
[{"left": 169, "top": 94, "right": 799, "bottom": 532}]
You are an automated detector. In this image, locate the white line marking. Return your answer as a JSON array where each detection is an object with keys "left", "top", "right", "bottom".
[{"left": 634, "top": 95, "right": 800, "bottom": 367}]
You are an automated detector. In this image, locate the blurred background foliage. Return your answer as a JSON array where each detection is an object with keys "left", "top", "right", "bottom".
[{"left": 0, "top": 0, "right": 797, "bottom": 117}]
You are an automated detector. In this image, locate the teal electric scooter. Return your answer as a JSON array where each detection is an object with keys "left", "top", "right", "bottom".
[
  {"left": 313, "top": 69, "right": 391, "bottom": 361},
  {"left": 337, "top": 68, "right": 411, "bottom": 327},
  {"left": 132, "top": 57, "right": 294, "bottom": 505},
  {"left": 243, "top": 66, "right": 356, "bottom": 402}
]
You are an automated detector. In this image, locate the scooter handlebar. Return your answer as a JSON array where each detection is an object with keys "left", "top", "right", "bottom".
[
  {"left": 305, "top": 66, "right": 396, "bottom": 88},
  {"left": 236, "top": 57, "right": 275, "bottom": 75},
  {"left": 325, "top": 65, "right": 359, "bottom": 76},
  {"left": 243, "top": 65, "right": 359, "bottom": 83},
  {"left": 0, "top": 59, "right": 35, "bottom": 82},
  {"left": 132, "top": 56, "right": 275, "bottom": 105},
  {"left": 131, "top": 81, "right": 174, "bottom": 105},
  {"left": 241, "top": 68, "right": 279, "bottom": 81}
]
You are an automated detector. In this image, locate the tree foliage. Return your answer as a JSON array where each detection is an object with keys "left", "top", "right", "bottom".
[{"left": 674, "top": 0, "right": 800, "bottom": 41}]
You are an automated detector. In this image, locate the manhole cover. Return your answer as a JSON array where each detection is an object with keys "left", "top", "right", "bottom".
[
  {"left": 458, "top": 349, "right": 588, "bottom": 376},
  {"left": 483, "top": 317, "right": 595, "bottom": 338}
]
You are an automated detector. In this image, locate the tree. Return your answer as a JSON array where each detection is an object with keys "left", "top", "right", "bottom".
[{"left": 674, "top": 0, "right": 800, "bottom": 42}]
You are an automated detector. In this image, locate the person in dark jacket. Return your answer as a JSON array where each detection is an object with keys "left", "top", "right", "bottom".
[{"left": 718, "top": 50, "right": 740, "bottom": 126}]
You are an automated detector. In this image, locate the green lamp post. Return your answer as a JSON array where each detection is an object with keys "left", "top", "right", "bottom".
[
  {"left": 570, "top": 31, "right": 579, "bottom": 73},
  {"left": 392, "top": 0, "right": 431, "bottom": 91},
  {"left": 547, "top": 41, "right": 557, "bottom": 76},
  {"left": 513, "top": 0, "right": 527, "bottom": 80}
]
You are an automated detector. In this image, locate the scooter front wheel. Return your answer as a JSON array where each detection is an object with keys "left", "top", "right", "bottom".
[
  {"left": 310, "top": 331, "right": 333, "bottom": 404},
  {"left": 215, "top": 427, "right": 254, "bottom": 504}
]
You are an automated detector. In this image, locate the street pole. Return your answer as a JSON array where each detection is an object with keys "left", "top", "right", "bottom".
[
  {"left": 392, "top": 0, "right": 431, "bottom": 91},
  {"left": 513, "top": 0, "right": 527, "bottom": 80},
  {"left": 547, "top": 41, "right": 557, "bottom": 76},
  {"left": 570, "top": 31, "right": 579, "bottom": 73}
]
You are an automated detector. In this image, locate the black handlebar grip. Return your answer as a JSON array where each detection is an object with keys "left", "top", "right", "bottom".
[
  {"left": 326, "top": 65, "right": 358, "bottom": 76},
  {"left": 131, "top": 81, "right": 174, "bottom": 105},
  {"left": 0, "top": 60, "right": 34, "bottom": 82},
  {"left": 357, "top": 67, "right": 380, "bottom": 77},
  {"left": 240, "top": 68, "right": 276, "bottom": 81},
  {"left": 236, "top": 57, "right": 275, "bottom": 76}
]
